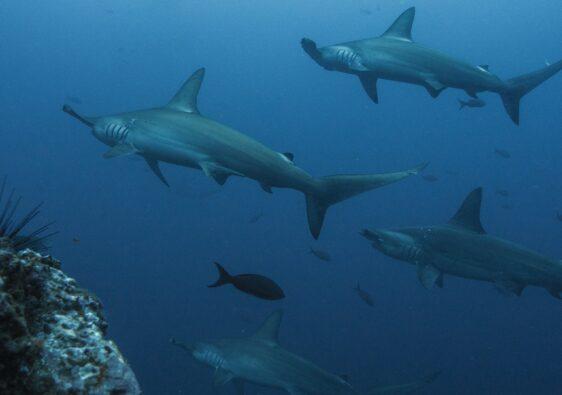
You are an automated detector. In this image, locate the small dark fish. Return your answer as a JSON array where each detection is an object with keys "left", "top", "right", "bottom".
[
  {"left": 495, "top": 189, "right": 509, "bottom": 197},
  {"left": 494, "top": 148, "right": 511, "bottom": 159},
  {"left": 309, "top": 247, "right": 331, "bottom": 262},
  {"left": 249, "top": 211, "right": 263, "bottom": 224},
  {"left": 353, "top": 283, "right": 374, "bottom": 307},
  {"left": 501, "top": 204, "right": 512, "bottom": 210},
  {"left": 65, "top": 95, "right": 82, "bottom": 105},
  {"left": 359, "top": 8, "right": 372, "bottom": 15},
  {"left": 422, "top": 174, "right": 439, "bottom": 182},
  {"left": 72, "top": 237, "right": 80, "bottom": 244},
  {"left": 208, "top": 262, "right": 285, "bottom": 300},
  {"left": 445, "top": 170, "right": 459, "bottom": 176},
  {"left": 556, "top": 211, "right": 562, "bottom": 222},
  {"left": 458, "top": 98, "right": 486, "bottom": 110}
]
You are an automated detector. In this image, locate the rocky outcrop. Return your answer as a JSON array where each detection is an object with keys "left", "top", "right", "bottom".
[{"left": 0, "top": 240, "right": 141, "bottom": 394}]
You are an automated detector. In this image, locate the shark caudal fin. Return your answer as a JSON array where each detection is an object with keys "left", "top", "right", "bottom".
[
  {"left": 500, "top": 60, "right": 562, "bottom": 125},
  {"left": 207, "top": 262, "right": 233, "bottom": 288},
  {"left": 305, "top": 162, "right": 427, "bottom": 239}
]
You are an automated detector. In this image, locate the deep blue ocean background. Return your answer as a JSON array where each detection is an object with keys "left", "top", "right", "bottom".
[{"left": 1, "top": 0, "right": 561, "bottom": 393}]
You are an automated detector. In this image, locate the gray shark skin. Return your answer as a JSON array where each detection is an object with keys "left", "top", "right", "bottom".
[
  {"left": 301, "top": 7, "right": 562, "bottom": 125},
  {"left": 63, "top": 68, "right": 426, "bottom": 239},
  {"left": 171, "top": 310, "right": 439, "bottom": 394},
  {"left": 361, "top": 188, "right": 562, "bottom": 298}
]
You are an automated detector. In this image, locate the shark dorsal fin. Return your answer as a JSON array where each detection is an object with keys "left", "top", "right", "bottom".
[
  {"left": 252, "top": 310, "right": 283, "bottom": 345},
  {"left": 167, "top": 68, "right": 205, "bottom": 114},
  {"left": 448, "top": 188, "right": 486, "bottom": 234},
  {"left": 381, "top": 7, "right": 415, "bottom": 41}
]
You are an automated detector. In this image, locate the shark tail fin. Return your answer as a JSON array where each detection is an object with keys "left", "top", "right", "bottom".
[
  {"left": 208, "top": 262, "right": 232, "bottom": 288},
  {"left": 305, "top": 162, "right": 428, "bottom": 239},
  {"left": 500, "top": 60, "right": 562, "bottom": 125}
]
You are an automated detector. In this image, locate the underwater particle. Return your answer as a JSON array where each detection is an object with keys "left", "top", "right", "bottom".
[
  {"left": 248, "top": 211, "right": 264, "bottom": 224},
  {"left": 494, "top": 148, "right": 511, "bottom": 159},
  {"left": 495, "top": 189, "right": 509, "bottom": 197},
  {"left": 458, "top": 98, "right": 486, "bottom": 110},
  {"left": 0, "top": 177, "right": 56, "bottom": 252},
  {"left": 353, "top": 282, "right": 374, "bottom": 307},
  {"left": 422, "top": 174, "right": 439, "bottom": 182},
  {"left": 208, "top": 262, "right": 285, "bottom": 300},
  {"left": 309, "top": 247, "right": 331, "bottom": 262}
]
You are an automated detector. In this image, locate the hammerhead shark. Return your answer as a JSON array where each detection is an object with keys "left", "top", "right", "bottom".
[
  {"left": 63, "top": 68, "right": 426, "bottom": 238},
  {"left": 361, "top": 188, "right": 562, "bottom": 298},
  {"left": 302, "top": 7, "right": 562, "bottom": 125},
  {"left": 171, "top": 310, "right": 440, "bottom": 394}
]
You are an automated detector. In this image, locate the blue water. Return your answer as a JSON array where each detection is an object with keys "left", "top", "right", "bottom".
[{"left": 1, "top": 1, "right": 561, "bottom": 393}]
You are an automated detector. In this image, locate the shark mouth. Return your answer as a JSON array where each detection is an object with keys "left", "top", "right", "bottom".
[{"left": 0, "top": 177, "right": 56, "bottom": 252}]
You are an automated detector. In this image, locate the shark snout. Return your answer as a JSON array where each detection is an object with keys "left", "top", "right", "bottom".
[{"left": 360, "top": 228, "right": 385, "bottom": 244}]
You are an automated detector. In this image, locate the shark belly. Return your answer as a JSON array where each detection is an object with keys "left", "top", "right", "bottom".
[
  {"left": 226, "top": 341, "right": 356, "bottom": 394},
  {"left": 428, "top": 231, "right": 562, "bottom": 286},
  {"left": 361, "top": 41, "right": 503, "bottom": 93}
]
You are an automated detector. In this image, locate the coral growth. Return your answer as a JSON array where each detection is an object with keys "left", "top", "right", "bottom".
[{"left": 0, "top": 243, "right": 141, "bottom": 394}]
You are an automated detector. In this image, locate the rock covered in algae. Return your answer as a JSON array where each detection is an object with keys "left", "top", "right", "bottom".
[{"left": 0, "top": 239, "right": 141, "bottom": 394}]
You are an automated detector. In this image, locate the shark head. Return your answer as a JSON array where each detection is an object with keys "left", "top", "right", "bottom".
[
  {"left": 62, "top": 104, "right": 137, "bottom": 147},
  {"left": 90, "top": 116, "right": 136, "bottom": 147},
  {"left": 301, "top": 38, "right": 365, "bottom": 73},
  {"left": 361, "top": 228, "right": 423, "bottom": 262}
]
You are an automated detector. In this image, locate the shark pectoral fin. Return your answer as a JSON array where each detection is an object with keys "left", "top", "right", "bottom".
[
  {"left": 359, "top": 74, "right": 379, "bottom": 104},
  {"left": 144, "top": 157, "right": 169, "bottom": 187},
  {"left": 214, "top": 368, "right": 235, "bottom": 386},
  {"left": 416, "top": 264, "right": 442, "bottom": 289},
  {"left": 199, "top": 161, "right": 242, "bottom": 186},
  {"left": 494, "top": 278, "right": 525, "bottom": 297},
  {"left": 260, "top": 182, "right": 273, "bottom": 193},
  {"left": 423, "top": 76, "right": 446, "bottom": 98},
  {"left": 103, "top": 143, "right": 138, "bottom": 159}
]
